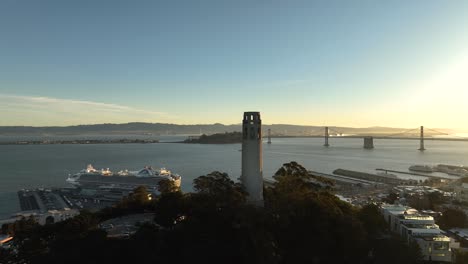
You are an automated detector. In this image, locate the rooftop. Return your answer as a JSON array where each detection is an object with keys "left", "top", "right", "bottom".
[
  {"left": 448, "top": 228, "right": 468, "bottom": 241},
  {"left": 381, "top": 204, "right": 408, "bottom": 213},
  {"left": 413, "top": 233, "right": 451, "bottom": 242},
  {"left": 399, "top": 214, "right": 434, "bottom": 221}
]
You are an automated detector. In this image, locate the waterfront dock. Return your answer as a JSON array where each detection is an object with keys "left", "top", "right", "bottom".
[
  {"left": 263, "top": 170, "right": 385, "bottom": 188},
  {"left": 309, "top": 170, "right": 377, "bottom": 186},
  {"left": 0, "top": 139, "right": 159, "bottom": 145},
  {"left": 375, "top": 168, "right": 452, "bottom": 180},
  {"left": 333, "top": 169, "right": 418, "bottom": 185}
]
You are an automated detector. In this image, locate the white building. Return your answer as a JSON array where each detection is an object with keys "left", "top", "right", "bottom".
[
  {"left": 7, "top": 208, "right": 80, "bottom": 225},
  {"left": 381, "top": 204, "right": 452, "bottom": 262},
  {"left": 241, "top": 112, "right": 264, "bottom": 206},
  {"left": 43, "top": 208, "right": 80, "bottom": 224}
]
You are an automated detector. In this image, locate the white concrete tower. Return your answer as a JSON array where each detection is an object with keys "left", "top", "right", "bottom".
[{"left": 241, "top": 111, "right": 264, "bottom": 205}]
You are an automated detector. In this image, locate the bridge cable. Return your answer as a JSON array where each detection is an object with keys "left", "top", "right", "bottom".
[
  {"left": 425, "top": 128, "right": 449, "bottom": 136},
  {"left": 381, "top": 128, "right": 420, "bottom": 137},
  {"left": 311, "top": 128, "right": 325, "bottom": 135},
  {"left": 425, "top": 128, "right": 467, "bottom": 139}
]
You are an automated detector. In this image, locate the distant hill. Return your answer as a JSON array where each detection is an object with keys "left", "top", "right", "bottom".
[{"left": 0, "top": 122, "right": 453, "bottom": 136}]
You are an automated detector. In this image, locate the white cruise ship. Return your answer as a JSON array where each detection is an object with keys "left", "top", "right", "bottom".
[{"left": 66, "top": 164, "right": 181, "bottom": 189}]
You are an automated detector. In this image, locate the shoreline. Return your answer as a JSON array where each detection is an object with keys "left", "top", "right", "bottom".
[{"left": 0, "top": 139, "right": 160, "bottom": 145}]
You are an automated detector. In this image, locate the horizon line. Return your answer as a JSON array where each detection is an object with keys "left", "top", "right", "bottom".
[{"left": 0, "top": 122, "right": 456, "bottom": 131}]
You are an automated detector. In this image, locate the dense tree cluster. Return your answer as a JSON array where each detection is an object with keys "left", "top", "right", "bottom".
[
  {"left": 407, "top": 191, "right": 446, "bottom": 211},
  {"left": 455, "top": 250, "right": 468, "bottom": 264},
  {"left": 1, "top": 162, "right": 422, "bottom": 264},
  {"left": 436, "top": 208, "right": 468, "bottom": 230}
]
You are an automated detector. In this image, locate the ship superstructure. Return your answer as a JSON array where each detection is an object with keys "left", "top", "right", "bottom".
[{"left": 67, "top": 164, "right": 181, "bottom": 189}]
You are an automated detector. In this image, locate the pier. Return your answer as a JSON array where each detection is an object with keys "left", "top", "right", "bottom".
[
  {"left": 264, "top": 170, "right": 389, "bottom": 188},
  {"left": 333, "top": 169, "right": 418, "bottom": 185},
  {"left": 375, "top": 168, "right": 454, "bottom": 180}
]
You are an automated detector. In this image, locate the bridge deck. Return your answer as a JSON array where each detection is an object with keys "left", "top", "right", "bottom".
[{"left": 268, "top": 135, "right": 468, "bottom": 142}]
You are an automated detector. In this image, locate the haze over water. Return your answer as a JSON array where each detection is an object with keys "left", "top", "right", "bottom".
[{"left": 1, "top": 135, "right": 468, "bottom": 218}]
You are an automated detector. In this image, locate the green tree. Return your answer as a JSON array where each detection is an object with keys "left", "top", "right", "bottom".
[
  {"left": 117, "top": 185, "right": 151, "bottom": 213},
  {"left": 266, "top": 162, "right": 368, "bottom": 263},
  {"left": 154, "top": 191, "right": 186, "bottom": 228},
  {"left": 5, "top": 215, "right": 39, "bottom": 237},
  {"left": 383, "top": 192, "right": 399, "bottom": 204},
  {"left": 455, "top": 250, "right": 468, "bottom": 264},
  {"left": 370, "top": 237, "right": 422, "bottom": 264},
  {"left": 269, "top": 161, "right": 334, "bottom": 201},
  {"left": 408, "top": 195, "right": 431, "bottom": 210},
  {"left": 129, "top": 185, "right": 151, "bottom": 204},
  {"left": 10, "top": 216, "right": 47, "bottom": 262},
  {"left": 427, "top": 191, "right": 446, "bottom": 209},
  {"left": 7, "top": 162, "right": 434, "bottom": 264},
  {"left": 273, "top": 161, "right": 334, "bottom": 188},
  {"left": 358, "top": 203, "right": 387, "bottom": 238},
  {"left": 129, "top": 222, "right": 164, "bottom": 262},
  {"left": 152, "top": 171, "right": 277, "bottom": 264},
  {"left": 437, "top": 208, "right": 467, "bottom": 230},
  {"left": 193, "top": 171, "right": 246, "bottom": 206},
  {"left": 158, "top": 179, "right": 180, "bottom": 194}
]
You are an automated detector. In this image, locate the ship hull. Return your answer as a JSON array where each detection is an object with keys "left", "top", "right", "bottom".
[{"left": 69, "top": 174, "right": 181, "bottom": 189}]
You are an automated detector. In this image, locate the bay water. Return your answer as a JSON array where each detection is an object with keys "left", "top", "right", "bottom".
[{"left": 1, "top": 135, "right": 468, "bottom": 218}]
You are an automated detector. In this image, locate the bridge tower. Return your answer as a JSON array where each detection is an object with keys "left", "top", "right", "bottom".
[
  {"left": 241, "top": 112, "right": 264, "bottom": 206},
  {"left": 364, "top": 136, "right": 374, "bottom": 149},
  {"left": 419, "top": 126, "right": 425, "bottom": 151},
  {"left": 324, "top": 127, "right": 330, "bottom": 147},
  {"left": 267, "top": 129, "right": 272, "bottom": 144}
]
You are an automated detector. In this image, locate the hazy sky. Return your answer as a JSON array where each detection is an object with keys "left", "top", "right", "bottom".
[{"left": 1, "top": 0, "right": 468, "bottom": 129}]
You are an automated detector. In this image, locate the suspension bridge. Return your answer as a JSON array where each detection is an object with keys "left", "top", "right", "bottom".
[{"left": 265, "top": 126, "right": 468, "bottom": 151}]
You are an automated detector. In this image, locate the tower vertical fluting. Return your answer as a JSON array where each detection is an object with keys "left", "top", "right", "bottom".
[{"left": 241, "top": 112, "right": 264, "bottom": 205}]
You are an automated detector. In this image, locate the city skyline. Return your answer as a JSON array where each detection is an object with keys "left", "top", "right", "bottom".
[{"left": 1, "top": 1, "right": 468, "bottom": 130}]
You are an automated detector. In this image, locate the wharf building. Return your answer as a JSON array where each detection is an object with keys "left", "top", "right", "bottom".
[
  {"left": 381, "top": 204, "right": 452, "bottom": 262},
  {"left": 0, "top": 189, "right": 80, "bottom": 226},
  {"left": 241, "top": 112, "right": 264, "bottom": 206}
]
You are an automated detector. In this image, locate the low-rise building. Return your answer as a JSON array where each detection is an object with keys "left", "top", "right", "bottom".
[
  {"left": 394, "top": 185, "right": 453, "bottom": 199},
  {"left": 381, "top": 204, "right": 452, "bottom": 262},
  {"left": 8, "top": 208, "right": 80, "bottom": 225},
  {"left": 446, "top": 228, "right": 468, "bottom": 250}
]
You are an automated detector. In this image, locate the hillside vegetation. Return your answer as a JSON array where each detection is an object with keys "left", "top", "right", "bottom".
[{"left": 1, "top": 162, "right": 422, "bottom": 264}]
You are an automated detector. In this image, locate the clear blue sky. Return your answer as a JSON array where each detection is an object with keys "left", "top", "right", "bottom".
[{"left": 1, "top": 0, "right": 468, "bottom": 129}]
